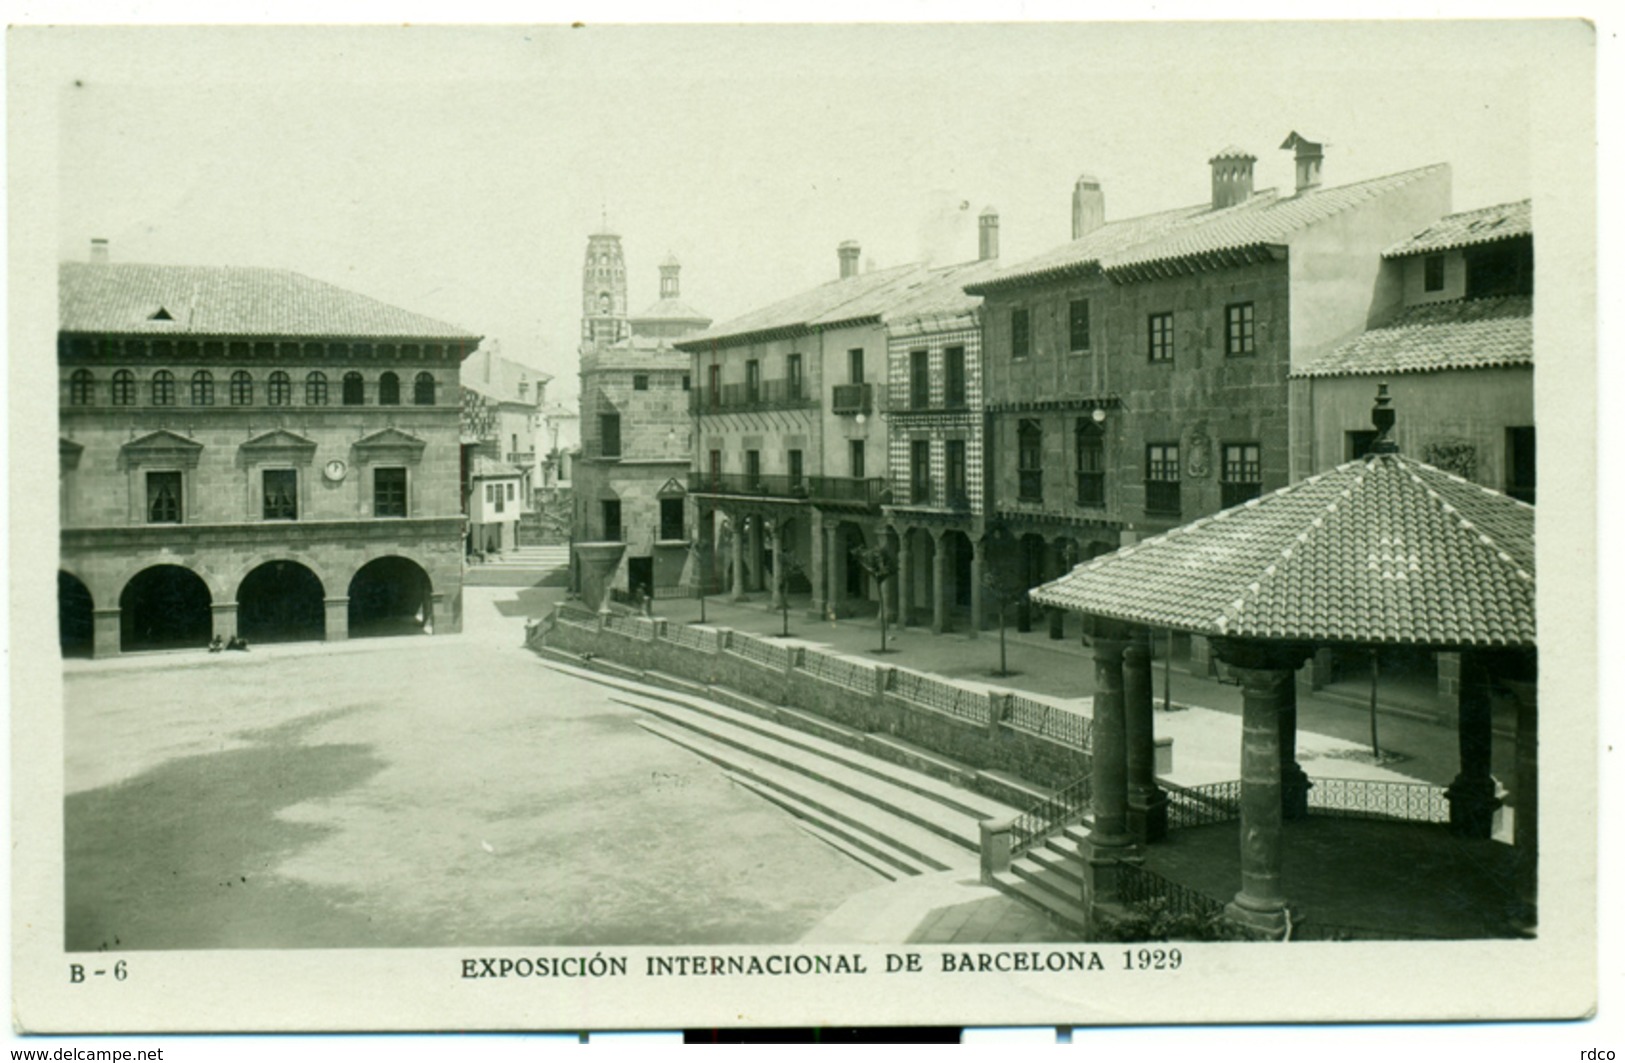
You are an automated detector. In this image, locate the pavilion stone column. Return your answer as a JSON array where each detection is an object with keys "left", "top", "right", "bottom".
[
  {"left": 211, "top": 602, "right": 239, "bottom": 643},
  {"left": 931, "top": 530, "right": 948, "bottom": 634},
  {"left": 1445, "top": 649, "right": 1502, "bottom": 838},
  {"left": 324, "top": 597, "right": 350, "bottom": 641},
  {"left": 1278, "top": 660, "right": 1312, "bottom": 821},
  {"left": 91, "top": 607, "right": 121, "bottom": 658},
  {"left": 895, "top": 529, "right": 912, "bottom": 628},
  {"left": 809, "top": 509, "right": 826, "bottom": 618},
  {"left": 1213, "top": 638, "right": 1313, "bottom": 939},
  {"left": 769, "top": 525, "right": 785, "bottom": 610},
  {"left": 1124, "top": 627, "right": 1167, "bottom": 843},
  {"left": 1080, "top": 617, "right": 1134, "bottom": 915},
  {"left": 968, "top": 535, "right": 985, "bottom": 640},
  {"left": 1504, "top": 672, "right": 1538, "bottom": 932}
]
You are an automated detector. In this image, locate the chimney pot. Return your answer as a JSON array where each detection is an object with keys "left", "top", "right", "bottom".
[
  {"left": 90, "top": 238, "right": 109, "bottom": 264},
  {"left": 838, "top": 240, "right": 861, "bottom": 279},
  {"left": 1071, "top": 175, "right": 1105, "bottom": 239},
  {"left": 978, "top": 207, "right": 1000, "bottom": 261},
  {"left": 1281, "top": 131, "right": 1324, "bottom": 194},
  {"left": 1208, "top": 147, "right": 1257, "bottom": 210}
]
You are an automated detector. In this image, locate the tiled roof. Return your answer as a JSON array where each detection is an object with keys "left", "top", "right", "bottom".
[
  {"left": 1294, "top": 296, "right": 1532, "bottom": 378},
  {"left": 1385, "top": 199, "right": 1532, "bottom": 258},
  {"left": 582, "top": 341, "right": 691, "bottom": 371},
  {"left": 880, "top": 257, "right": 1004, "bottom": 333},
  {"left": 60, "top": 262, "right": 479, "bottom": 340},
  {"left": 968, "top": 163, "right": 1449, "bottom": 292},
  {"left": 1030, "top": 452, "right": 1534, "bottom": 648},
  {"left": 470, "top": 454, "right": 524, "bottom": 478},
  {"left": 676, "top": 263, "right": 929, "bottom": 349},
  {"left": 631, "top": 296, "right": 711, "bottom": 325},
  {"left": 461, "top": 348, "right": 551, "bottom": 404}
]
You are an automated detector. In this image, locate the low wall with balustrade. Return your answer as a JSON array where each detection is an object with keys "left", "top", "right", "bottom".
[{"left": 536, "top": 604, "right": 1094, "bottom": 792}]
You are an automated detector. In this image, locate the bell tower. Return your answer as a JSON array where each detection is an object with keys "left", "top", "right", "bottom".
[{"left": 581, "top": 224, "right": 629, "bottom": 350}]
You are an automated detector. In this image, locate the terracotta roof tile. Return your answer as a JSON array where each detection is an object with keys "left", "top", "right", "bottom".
[
  {"left": 1030, "top": 453, "right": 1534, "bottom": 648},
  {"left": 1384, "top": 199, "right": 1531, "bottom": 258},
  {"left": 676, "top": 264, "right": 928, "bottom": 348},
  {"left": 60, "top": 262, "right": 478, "bottom": 340},
  {"left": 1294, "top": 296, "right": 1532, "bottom": 378}
]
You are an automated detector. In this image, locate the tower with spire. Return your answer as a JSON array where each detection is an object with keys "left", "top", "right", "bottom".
[{"left": 581, "top": 224, "right": 629, "bottom": 350}]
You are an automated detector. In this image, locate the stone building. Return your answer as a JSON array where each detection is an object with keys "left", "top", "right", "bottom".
[
  {"left": 572, "top": 231, "right": 711, "bottom": 605},
  {"left": 57, "top": 252, "right": 480, "bottom": 657},
  {"left": 964, "top": 136, "right": 1452, "bottom": 642},
  {"left": 676, "top": 244, "right": 934, "bottom": 620},
  {"left": 459, "top": 342, "right": 553, "bottom": 510}
]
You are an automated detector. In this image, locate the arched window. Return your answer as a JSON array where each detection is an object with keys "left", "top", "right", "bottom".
[
  {"left": 342, "top": 372, "right": 364, "bottom": 406},
  {"left": 69, "top": 369, "right": 94, "bottom": 406},
  {"left": 378, "top": 371, "right": 400, "bottom": 406},
  {"left": 267, "top": 371, "right": 291, "bottom": 406},
  {"left": 230, "top": 370, "right": 253, "bottom": 406},
  {"left": 151, "top": 370, "right": 175, "bottom": 406},
  {"left": 111, "top": 370, "right": 135, "bottom": 406},
  {"left": 413, "top": 371, "right": 436, "bottom": 406},
  {"left": 305, "top": 371, "right": 328, "bottom": 406},
  {"left": 191, "top": 370, "right": 214, "bottom": 406}
]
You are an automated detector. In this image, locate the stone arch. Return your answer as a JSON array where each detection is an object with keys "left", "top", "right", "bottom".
[
  {"left": 347, "top": 555, "right": 434, "bottom": 638},
  {"left": 225, "top": 553, "right": 337, "bottom": 603},
  {"left": 236, "top": 560, "right": 327, "bottom": 644},
  {"left": 120, "top": 564, "right": 212, "bottom": 651},
  {"left": 58, "top": 570, "right": 94, "bottom": 658}
]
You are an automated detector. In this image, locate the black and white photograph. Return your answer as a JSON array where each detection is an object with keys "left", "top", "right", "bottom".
[{"left": 7, "top": 11, "right": 1605, "bottom": 1047}]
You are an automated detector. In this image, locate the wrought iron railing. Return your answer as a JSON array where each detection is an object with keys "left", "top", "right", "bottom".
[
  {"left": 887, "top": 669, "right": 990, "bottom": 725},
  {"left": 1113, "top": 860, "right": 1228, "bottom": 920},
  {"left": 1306, "top": 777, "right": 1450, "bottom": 824},
  {"left": 691, "top": 379, "right": 816, "bottom": 414},
  {"left": 831, "top": 383, "right": 872, "bottom": 415},
  {"left": 799, "top": 650, "right": 878, "bottom": 693},
  {"left": 687, "top": 472, "right": 810, "bottom": 500},
  {"left": 1163, "top": 780, "right": 1243, "bottom": 829},
  {"left": 1003, "top": 694, "right": 1093, "bottom": 751},
  {"left": 808, "top": 475, "right": 888, "bottom": 506},
  {"left": 1009, "top": 773, "right": 1094, "bottom": 857},
  {"left": 726, "top": 632, "right": 793, "bottom": 670},
  {"left": 663, "top": 623, "right": 719, "bottom": 652}
]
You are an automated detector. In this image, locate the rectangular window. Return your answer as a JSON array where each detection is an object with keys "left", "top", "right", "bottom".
[
  {"left": 1221, "top": 443, "right": 1262, "bottom": 508},
  {"left": 263, "top": 469, "right": 298, "bottom": 520},
  {"left": 848, "top": 348, "right": 865, "bottom": 385},
  {"left": 601, "top": 499, "right": 622, "bottom": 541},
  {"left": 494, "top": 486, "right": 505, "bottom": 514},
  {"left": 944, "top": 347, "right": 967, "bottom": 408},
  {"left": 600, "top": 413, "right": 621, "bottom": 458},
  {"left": 1225, "top": 303, "right": 1256, "bottom": 357},
  {"left": 1145, "top": 444, "right": 1181, "bottom": 516},
  {"left": 660, "top": 497, "right": 686, "bottom": 541},
  {"left": 946, "top": 440, "right": 967, "bottom": 508},
  {"left": 146, "top": 471, "right": 182, "bottom": 524},
  {"left": 911, "top": 439, "right": 932, "bottom": 503},
  {"left": 633, "top": 374, "right": 649, "bottom": 391},
  {"left": 1424, "top": 254, "right": 1446, "bottom": 292},
  {"left": 745, "top": 360, "right": 761, "bottom": 403},
  {"left": 788, "top": 449, "right": 804, "bottom": 490},
  {"left": 849, "top": 440, "right": 865, "bottom": 480},
  {"left": 707, "top": 365, "right": 721, "bottom": 409},
  {"left": 1018, "top": 419, "right": 1043, "bottom": 501},
  {"left": 1011, "top": 308, "right": 1031, "bottom": 359},
  {"left": 708, "top": 449, "right": 722, "bottom": 487},
  {"left": 485, "top": 484, "right": 494, "bottom": 504},
  {"left": 746, "top": 449, "right": 761, "bottom": 486},
  {"left": 1148, "top": 312, "right": 1174, "bottom": 363},
  {"left": 910, "top": 349, "right": 930, "bottom": 409},
  {"left": 786, "top": 354, "right": 803, "bottom": 400},
  {"left": 1069, "top": 299, "right": 1091, "bottom": 353},
  {"left": 375, "top": 467, "right": 408, "bottom": 518},
  {"left": 681, "top": 374, "right": 691, "bottom": 392},
  {"left": 1075, "top": 420, "right": 1105, "bottom": 508},
  {"left": 1506, "top": 426, "right": 1535, "bottom": 504}
]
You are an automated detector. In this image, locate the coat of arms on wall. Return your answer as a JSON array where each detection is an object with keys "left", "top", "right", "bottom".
[
  {"left": 1184, "top": 424, "right": 1211, "bottom": 479},
  {"left": 1421, "top": 439, "right": 1478, "bottom": 482}
]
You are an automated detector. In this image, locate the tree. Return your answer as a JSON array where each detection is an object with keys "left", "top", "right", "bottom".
[
  {"left": 851, "top": 543, "right": 897, "bottom": 654},
  {"left": 982, "top": 524, "right": 1027, "bottom": 677},
  {"left": 767, "top": 521, "right": 809, "bottom": 638}
]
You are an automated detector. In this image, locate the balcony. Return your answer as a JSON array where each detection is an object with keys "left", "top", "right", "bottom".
[
  {"left": 831, "top": 383, "right": 872, "bottom": 416},
  {"left": 688, "top": 471, "right": 811, "bottom": 501},
  {"left": 691, "top": 379, "right": 816, "bottom": 415},
  {"left": 808, "top": 475, "right": 888, "bottom": 507},
  {"left": 506, "top": 451, "right": 536, "bottom": 466}
]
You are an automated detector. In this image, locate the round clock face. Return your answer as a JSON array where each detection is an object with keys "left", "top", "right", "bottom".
[{"left": 324, "top": 459, "right": 348, "bottom": 482}]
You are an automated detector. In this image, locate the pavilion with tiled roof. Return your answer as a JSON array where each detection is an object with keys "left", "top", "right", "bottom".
[{"left": 1027, "top": 390, "right": 1537, "bottom": 939}]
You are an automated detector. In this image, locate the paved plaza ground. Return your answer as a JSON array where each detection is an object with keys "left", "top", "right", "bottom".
[{"left": 63, "top": 577, "right": 1510, "bottom": 952}]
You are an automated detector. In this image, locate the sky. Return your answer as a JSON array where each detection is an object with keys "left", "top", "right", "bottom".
[{"left": 38, "top": 21, "right": 1558, "bottom": 403}]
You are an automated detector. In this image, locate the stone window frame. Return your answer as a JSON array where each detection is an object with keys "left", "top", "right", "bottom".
[
  {"left": 241, "top": 431, "right": 317, "bottom": 521},
  {"left": 150, "top": 370, "right": 176, "bottom": 406},
  {"left": 1010, "top": 307, "right": 1031, "bottom": 360},
  {"left": 632, "top": 373, "right": 650, "bottom": 392},
  {"left": 121, "top": 431, "right": 203, "bottom": 525},
  {"left": 1145, "top": 442, "right": 1182, "bottom": 516},
  {"left": 69, "top": 369, "right": 95, "bottom": 406},
  {"left": 413, "top": 372, "right": 436, "bottom": 406},
  {"left": 267, "top": 370, "right": 292, "bottom": 407},
  {"left": 342, "top": 372, "right": 365, "bottom": 406},
  {"left": 1224, "top": 302, "right": 1256, "bottom": 358},
  {"left": 1068, "top": 299, "right": 1092, "bottom": 354},
  {"left": 910, "top": 437, "right": 932, "bottom": 504},
  {"left": 373, "top": 466, "right": 410, "bottom": 518},
  {"left": 1017, "top": 419, "right": 1043, "bottom": 502},
  {"left": 1075, "top": 418, "right": 1106, "bottom": 508},
  {"left": 306, "top": 371, "right": 329, "bottom": 406},
  {"left": 1220, "top": 441, "right": 1262, "bottom": 508},
  {"left": 191, "top": 370, "right": 215, "bottom": 407},
  {"left": 1148, "top": 312, "right": 1174, "bottom": 363},
  {"left": 379, "top": 371, "right": 402, "bottom": 406},
  {"left": 111, "top": 369, "right": 136, "bottom": 406},
  {"left": 230, "top": 370, "right": 254, "bottom": 406},
  {"left": 262, "top": 468, "right": 300, "bottom": 521}
]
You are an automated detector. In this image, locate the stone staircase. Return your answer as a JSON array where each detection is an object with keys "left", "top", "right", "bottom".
[{"left": 991, "top": 825, "right": 1094, "bottom": 935}]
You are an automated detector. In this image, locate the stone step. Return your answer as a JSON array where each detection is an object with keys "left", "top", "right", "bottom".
[
  {"left": 727, "top": 774, "right": 927, "bottom": 880},
  {"left": 1027, "top": 846, "right": 1087, "bottom": 891},
  {"left": 992, "top": 871, "right": 1092, "bottom": 937},
  {"left": 623, "top": 704, "right": 988, "bottom": 853},
  {"left": 635, "top": 719, "right": 968, "bottom": 873},
  {"left": 643, "top": 671, "right": 711, "bottom": 699},
  {"left": 1011, "top": 858, "right": 1087, "bottom": 910}
]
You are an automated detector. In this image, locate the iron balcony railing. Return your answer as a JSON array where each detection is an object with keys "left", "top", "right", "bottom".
[
  {"left": 831, "top": 383, "right": 872, "bottom": 416},
  {"left": 688, "top": 471, "right": 811, "bottom": 500},
  {"left": 808, "top": 475, "right": 888, "bottom": 506},
  {"left": 691, "top": 379, "right": 816, "bottom": 414}
]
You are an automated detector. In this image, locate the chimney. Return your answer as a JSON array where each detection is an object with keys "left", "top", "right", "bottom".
[
  {"left": 659, "top": 254, "right": 681, "bottom": 298},
  {"left": 90, "top": 238, "right": 109, "bottom": 264},
  {"left": 1209, "top": 146, "right": 1256, "bottom": 210},
  {"left": 978, "top": 206, "right": 1000, "bottom": 261},
  {"left": 838, "top": 240, "right": 861, "bottom": 279},
  {"left": 1071, "top": 175, "right": 1104, "bottom": 239},
  {"left": 1281, "top": 131, "right": 1324, "bottom": 194}
]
